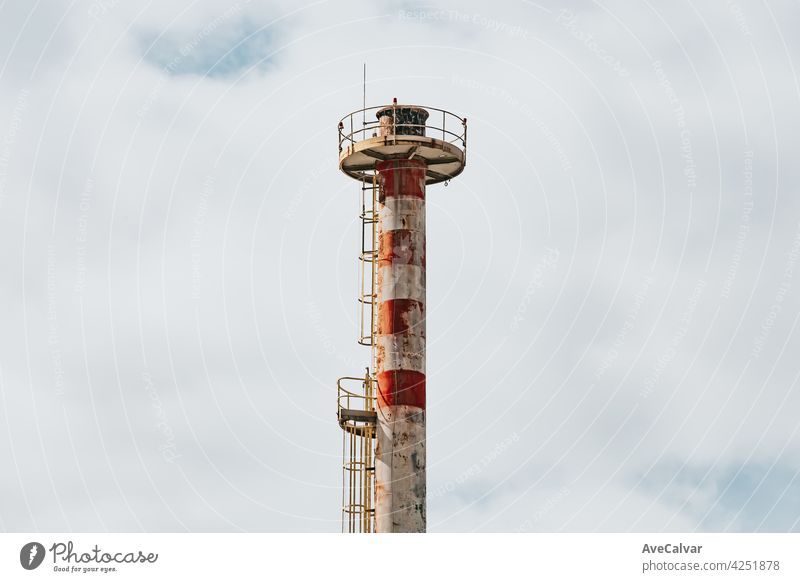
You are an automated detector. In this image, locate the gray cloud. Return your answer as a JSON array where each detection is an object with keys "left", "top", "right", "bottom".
[{"left": 0, "top": 0, "right": 798, "bottom": 532}]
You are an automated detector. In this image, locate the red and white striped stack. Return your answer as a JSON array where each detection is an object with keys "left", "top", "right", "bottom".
[{"left": 374, "top": 158, "right": 427, "bottom": 533}]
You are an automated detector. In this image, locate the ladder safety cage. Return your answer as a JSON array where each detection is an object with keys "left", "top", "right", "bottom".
[
  {"left": 357, "top": 175, "right": 378, "bottom": 349},
  {"left": 337, "top": 373, "right": 377, "bottom": 533}
]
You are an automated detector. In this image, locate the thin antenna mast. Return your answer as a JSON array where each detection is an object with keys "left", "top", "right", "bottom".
[{"left": 362, "top": 63, "right": 366, "bottom": 126}]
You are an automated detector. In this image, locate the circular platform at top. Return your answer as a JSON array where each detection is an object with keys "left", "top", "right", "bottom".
[{"left": 338, "top": 104, "right": 467, "bottom": 185}]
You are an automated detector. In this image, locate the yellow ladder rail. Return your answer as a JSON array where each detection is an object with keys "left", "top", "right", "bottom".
[
  {"left": 337, "top": 371, "right": 377, "bottom": 532},
  {"left": 357, "top": 175, "right": 378, "bottom": 349},
  {"left": 338, "top": 174, "right": 379, "bottom": 533}
]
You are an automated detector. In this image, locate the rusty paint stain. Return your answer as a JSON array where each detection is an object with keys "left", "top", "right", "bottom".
[
  {"left": 378, "top": 229, "right": 425, "bottom": 268},
  {"left": 374, "top": 405, "right": 426, "bottom": 533},
  {"left": 377, "top": 159, "right": 426, "bottom": 201},
  {"left": 377, "top": 299, "right": 425, "bottom": 336},
  {"left": 376, "top": 371, "right": 425, "bottom": 408}
]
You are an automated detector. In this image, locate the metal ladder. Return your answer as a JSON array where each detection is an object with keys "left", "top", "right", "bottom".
[
  {"left": 358, "top": 175, "right": 378, "bottom": 349},
  {"left": 337, "top": 175, "right": 379, "bottom": 533}
]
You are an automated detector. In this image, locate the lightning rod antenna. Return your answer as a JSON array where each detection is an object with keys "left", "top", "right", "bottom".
[{"left": 362, "top": 62, "right": 366, "bottom": 126}]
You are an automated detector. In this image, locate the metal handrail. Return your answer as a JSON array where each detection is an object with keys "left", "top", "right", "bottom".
[
  {"left": 337, "top": 379, "right": 375, "bottom": 406},
  {"left": 338, "top": 103, "right": 467, "bottom": 153},
  {"left": 337, "top": 376, "right": 376, "bottom": 427},
  {"left": 341, "top": 123, "right": 465, "bottom": 146}
]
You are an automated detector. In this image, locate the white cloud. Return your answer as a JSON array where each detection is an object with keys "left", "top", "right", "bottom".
[{"left": 0, "top": 0, "right": 798, "bottom": 532}]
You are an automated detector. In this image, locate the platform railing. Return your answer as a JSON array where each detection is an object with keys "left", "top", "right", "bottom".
[{"left": 338, "top": 104, "right": 467, "bottom": 154}]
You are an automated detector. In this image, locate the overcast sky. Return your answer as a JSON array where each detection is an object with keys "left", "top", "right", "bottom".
[{"left": 1, "top": 0, "right": 799, "bottom": 533}]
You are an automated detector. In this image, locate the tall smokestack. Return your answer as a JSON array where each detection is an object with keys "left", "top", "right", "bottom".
[
  {"left": 374, "top": 157, "right": 428, "bottom": 532},
  {"left": 337, "top": 101, "right": 467, "bottom": 533}
]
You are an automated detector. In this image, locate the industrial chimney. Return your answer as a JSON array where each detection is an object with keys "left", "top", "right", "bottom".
[{"left": 336, "top": 99, "right": 467, "bottom": 533}]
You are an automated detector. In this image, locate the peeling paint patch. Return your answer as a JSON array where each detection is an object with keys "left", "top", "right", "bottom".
[{"left": 375, "top": 405, "right": 426, "bottom": 532}]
